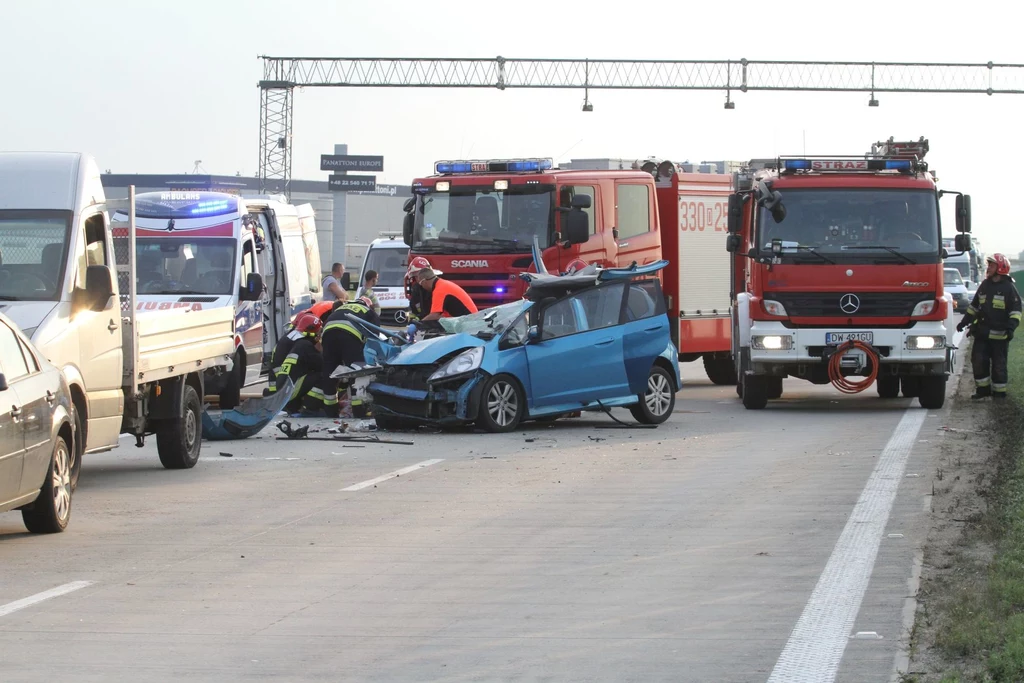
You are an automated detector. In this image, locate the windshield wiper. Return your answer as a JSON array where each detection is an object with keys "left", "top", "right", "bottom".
[
  {"left": 773, "top": 245, "right": 836, "bottom": 265},
  {"left": 0, "top": 295, "right": 22, "bottom": 301},
  {"left": 841, "top": 245, "right": 916, "bottom": 265},
  {"left": 143, "top": 289, "right": 192, "bottom": 295}
]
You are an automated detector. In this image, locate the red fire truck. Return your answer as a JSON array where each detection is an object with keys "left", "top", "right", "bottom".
[
  {"left": 725, "top": 138, "right": 971, "bottom": 410},
  {"left": 401, "top": 158, "right": 736, "bottom": 382}
]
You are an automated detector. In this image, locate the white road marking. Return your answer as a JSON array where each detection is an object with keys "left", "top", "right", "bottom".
[
  {"left": 341, "top": 459, "right": 445, "bottom": 492},
  {"left": 767, "top": 408, "right": 928, "bottom": 683},
  {"left": 0, "top": 581, "right": 93, "bottom": 618}
]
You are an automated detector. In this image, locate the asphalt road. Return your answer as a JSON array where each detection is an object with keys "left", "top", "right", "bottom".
[{"left": 0, "top": 362, "right": 952, "bottom": 683}]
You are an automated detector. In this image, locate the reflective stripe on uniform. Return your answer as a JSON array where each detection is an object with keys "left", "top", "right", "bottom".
[
  {"left": 288, "top": 375, "right": 307, "bottom": 400},
  {"left": 977, "top": 376, "right": 992, "bottom": 387},
  {"left": 324, "top": 320, "right": 364, "bottom": 342},
  {"left": 980, "top": 294, "right": 988, "bottom": 304},
  {"left": 967, "top": 305, "right": 978, "bottom": 315},
  {"left": 1012, "top": 311, "right": 1023, "bottom": 322},
  {"left": 306, "top": 387, "right": 340, "bottom": 406},
  {"left": 993, "top": 383, "right": 1008, "bottom": 393},
  {"left": 994, "top": 294, "right": 1007, "bottom": 310},
  {"left": 990, "top": 330, "right": 1008, "bottom": 340}
]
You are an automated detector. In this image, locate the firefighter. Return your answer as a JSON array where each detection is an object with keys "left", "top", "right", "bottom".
[
  {"left": 957, "top": 253, "right": 1022, "bottom": 400},
  {"left": 404, "top": 256, "right": 436, "bottom": 322},
  {"left": 271, "top": 311, "right": 324, "bottom": 413},
  {"left": 304, "top": 296, "right": 380, "bottom": 417}
]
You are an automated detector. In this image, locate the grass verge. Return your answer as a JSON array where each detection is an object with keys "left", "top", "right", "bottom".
[{"left": 917, "top": 341, "right": 1024, "bottom": 681}]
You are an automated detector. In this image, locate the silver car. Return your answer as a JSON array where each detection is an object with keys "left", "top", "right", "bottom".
[
  {"left": 0, "top": 312, "right": 75, "bottom": 533},
  {"left": 944, "top": 267, "right": 971, "bottom": 315}
]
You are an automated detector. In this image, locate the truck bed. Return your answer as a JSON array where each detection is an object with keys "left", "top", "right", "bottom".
[{"left": 126, "top": 306, "right": 235, "bottom": 385}]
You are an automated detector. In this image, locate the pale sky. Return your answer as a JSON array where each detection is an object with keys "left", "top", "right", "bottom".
[{"left": 3, "top": 0, "right": 1022, "bottom": 254}]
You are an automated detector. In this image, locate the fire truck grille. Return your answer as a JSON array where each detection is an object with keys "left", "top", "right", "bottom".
[{"left": 767, "top": 292, "right": 936, "bottom": 317}]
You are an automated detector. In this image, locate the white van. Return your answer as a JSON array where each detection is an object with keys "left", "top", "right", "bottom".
[
  {"left": 115, "top": 191, "right": 321, "bottom": 407},
  {"left": 358, "top": 237, "right": 410, "bottom": 325}
]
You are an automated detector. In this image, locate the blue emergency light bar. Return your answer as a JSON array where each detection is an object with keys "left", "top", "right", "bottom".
[
  {"left": 434, "top": 158, "right": 554, "bottom": 175},
  {"left": 781, "top": 158, "right": 915, "bottom": 173}
]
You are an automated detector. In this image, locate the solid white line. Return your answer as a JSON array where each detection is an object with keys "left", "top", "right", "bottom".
[
  {"left": 767, "top": 408, "right": 928, "bottom": 683},
  {"left": 0, "top": 581, "right": 93, "bottom": 618},
  {"left": 341, "top": 459, "right": 445, "bottom": 492}
]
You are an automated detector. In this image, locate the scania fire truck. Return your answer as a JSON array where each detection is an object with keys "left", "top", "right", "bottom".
[
  {"left": 725, "top": 138, "right": 972, "bottom": 410},
  {"left": 402, "top": 157, "right": 736, "bottom": 383}
]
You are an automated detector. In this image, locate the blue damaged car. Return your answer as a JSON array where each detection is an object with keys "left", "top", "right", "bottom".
[{"left": 363, "top": 260, "right": 681, "bottom": 432}]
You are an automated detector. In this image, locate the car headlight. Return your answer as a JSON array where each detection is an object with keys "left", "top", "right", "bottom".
[
  {"left": 911, "top": 300, "right": 936, "bottom": 316},
  {"left": 763, "top": 300, "right": 787, "bottom": 316},
  {"left": 751, "top": 335, "right": 793, "bottom": 350},
  {"left": 907, "top": 335, "right": 944, "bottom": 350},
  {"left": 428, "top": 346, "right": 484, "bottom": 381}
]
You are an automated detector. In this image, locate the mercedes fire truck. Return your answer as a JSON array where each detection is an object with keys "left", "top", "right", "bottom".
[{"left": 725, "top": 138, "right": 972, "bottom": 410}]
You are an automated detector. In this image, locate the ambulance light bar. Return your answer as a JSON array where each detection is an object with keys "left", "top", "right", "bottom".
[{"left": 434, "top": 158, "right": 553, "bottom": 174}]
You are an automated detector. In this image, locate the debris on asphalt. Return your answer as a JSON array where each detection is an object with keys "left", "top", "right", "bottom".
[
  {"left": 588, "top": 436, "right": 606, "bottom": 442},
  {"left": 218, "top": 452, "right": 234, "bottom": 458},
  {"left": 277, "top": 420, "right": 310, "bottom": 439}
]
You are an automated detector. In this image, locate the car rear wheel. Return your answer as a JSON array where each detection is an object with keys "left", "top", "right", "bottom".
[
  {"left": 22, "top": 434, "right": 72, "bottom": 534},
  {"left": 630, "top": 365, "right": 676, "bottom": 424},
  {"left": 476, "top": 375, "right": 524, "bottom": 433}
]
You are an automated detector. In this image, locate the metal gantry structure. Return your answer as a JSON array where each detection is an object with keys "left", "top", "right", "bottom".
[{"left": 257, "top": 56, "right": 1024, "bottom": 195}]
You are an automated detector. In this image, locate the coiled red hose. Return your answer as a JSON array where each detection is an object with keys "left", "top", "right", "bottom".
[{"left": 828, "top": 340, "right": 879, "bottom": 394}]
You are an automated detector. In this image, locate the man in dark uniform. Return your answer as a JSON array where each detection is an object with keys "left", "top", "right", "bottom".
[
  {"left": 957, "top": 253, "right": 1023, "bottom": 399},
  {"left": 272, "top": 312, "right": 324, "bottom": 412},
  {"left": 265, "top": 311, "right": 322, "bottom": 397},
  {"left": 304, "top": 296, "right": 381, "bottom": 417}
]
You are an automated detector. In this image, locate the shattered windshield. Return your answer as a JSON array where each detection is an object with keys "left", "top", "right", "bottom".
[
  {"left": 439, "top": 300, "right": 530, "bottom": 339},
  {"left": 413, "top": 185, "right": 554, "bottom": 253}
]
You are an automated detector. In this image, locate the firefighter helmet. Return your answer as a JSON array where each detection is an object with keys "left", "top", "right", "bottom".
[
  {"left": 293, "top": 311, "right": 324, "bottom": 338},
  {"left": 988, "top": 253, "right": 1012, "bottom": 276}
]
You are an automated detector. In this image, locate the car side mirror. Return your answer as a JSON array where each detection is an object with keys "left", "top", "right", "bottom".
[
  {"left": 727, "top": 193, "right": 743, "bottom": 234},
  {"left": 240, "top": 272, "right": 264, "bottom": 301},
  {"left": 85, "top": 265, "right": 113, "bottom": 311},
  {"left": 955, "top": 233, "right": 972, "bottom": 253},
  {"left": 403, "top": 212, "right": 414, "bottom": 246},
  {"left": 565, "top": 210, "right": 589, "bottom": 245},
  {"left": 527, "top": 325, "right": 539, "bottom": 342},
  {"left": 956, "top": 194, "right": 972, "bottom": 233},
  {"left": 0, "top": 373, "right": 8, "bottom": 392}
]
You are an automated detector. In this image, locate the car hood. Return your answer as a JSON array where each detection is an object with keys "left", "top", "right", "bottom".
[
  {"left": 0, "top": 301, "right": 58, "bottom": 334},
  {"left": 389, "top": 333, "right": 487, "bottom": 366}
]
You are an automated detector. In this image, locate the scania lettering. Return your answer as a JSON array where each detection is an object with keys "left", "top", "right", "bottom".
[
  {"left": 726, "top": 137, "right": 967, "bottom": 410},
  {"left": 403, "top": 156, "right": 737, "bottom": 382},
  {"left": 112, "top": 191, "right": 322, "bottom": 409}
]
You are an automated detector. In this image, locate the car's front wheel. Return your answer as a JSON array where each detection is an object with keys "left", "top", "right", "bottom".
[
  {"left": 476, "top": 374, "right": 524, "bottom": 433},
  {"left": 22, "top": 433, "right": 73, "bottom": 533},
  {"left": 630, "top": 365, "right": 676, "bottom": 424}
]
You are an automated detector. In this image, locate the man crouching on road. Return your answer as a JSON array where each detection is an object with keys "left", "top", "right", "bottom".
[{"left": 957, "top": 253, "right": 1022, "bottom": 400}]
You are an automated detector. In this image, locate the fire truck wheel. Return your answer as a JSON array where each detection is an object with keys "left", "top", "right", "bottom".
[
  {"left": 703, "top": 356, "right": 737, "bottom": 386},
  {"left": 741, "top": 375, "right": 769, "bottom": 410},
  {"left": 900, "top": 376, "right": 921, "bottom": 398},
  {"left": 876, "top": 376, "right": 900, "bottom": 398},
  {"left": 766, "top": 377, "right": 783, "bottom": 400},
  {"left": 917, "top": 377, "right": 946, "bottom": 410}
]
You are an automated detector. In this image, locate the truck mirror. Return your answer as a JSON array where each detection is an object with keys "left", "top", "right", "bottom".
[
  {"left": 341, "top": 271, "right": 352, "bottom": 290},
  {"left": 570, "top": 194, "right": 592, "bottom": 209},
  {"left": 85, "top": 265, "right": 113, "bottom": 311},
  {"left": 565, "top": 209, "right": 590, "bottom": 245},
  {"left": 403, "top": 197, "right": 416, "bottom": 213},
  {"left": 725, "top": 234, "right": 742, "bottom": 253},
  {"left": 240, "top": 272, "right": 264, "bottom": 301},
  {"left": 0, "top": 373, "right": 8, "bottom": 392},
  {"left": 402, "top": 212, "right": 414, "bottom": 246},
  {"left": 954, "top": 233, "right": 972, "bottom": 253},
  {"left": 956, "top": 194, "right": 972, "bottom": 233},
  {"left": 727, "top": 194, "right": 743, "bottom": 234}
]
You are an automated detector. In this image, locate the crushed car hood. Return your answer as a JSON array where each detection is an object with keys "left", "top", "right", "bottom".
[{"left": 388, "top": 333, "right": 486, "bottom": 366}]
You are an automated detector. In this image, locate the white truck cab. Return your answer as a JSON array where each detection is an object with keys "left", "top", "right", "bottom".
[
  {"left": 358, "top": 236, "right": 411, "bottom": 326},
  {"left": 0, "top": 152, "right": 236, "bottom": 479}
]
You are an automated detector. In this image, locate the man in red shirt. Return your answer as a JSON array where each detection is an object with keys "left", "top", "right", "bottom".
[{"left": 416, "top": 267, "right": 478, "bottom": 320}]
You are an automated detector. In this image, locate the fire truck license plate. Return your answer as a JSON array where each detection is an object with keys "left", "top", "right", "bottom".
[{"left": 825, "top": 331, "right": 874, "bottom": 345}]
